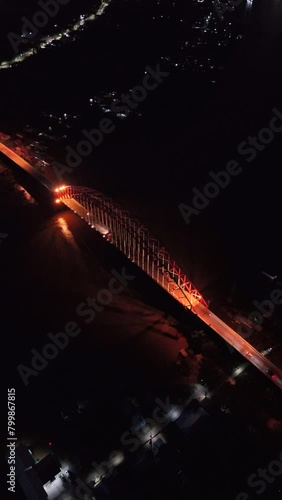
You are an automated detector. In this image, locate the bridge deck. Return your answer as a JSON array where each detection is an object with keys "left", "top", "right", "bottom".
[{"left": 0, "top": 141, "right": 53, "bottom": 190}]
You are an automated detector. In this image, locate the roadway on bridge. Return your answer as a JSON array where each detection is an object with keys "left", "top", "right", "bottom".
[
  {"left": 194, "top": 302, "right": 282, "bottom": 390},
  {"left": 0, "top": 141, "right": 53, "bottom": 190}
]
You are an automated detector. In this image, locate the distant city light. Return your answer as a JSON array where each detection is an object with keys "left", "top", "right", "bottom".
[{"left": 0, "top": 0, "right": 112, "bottom": 71}]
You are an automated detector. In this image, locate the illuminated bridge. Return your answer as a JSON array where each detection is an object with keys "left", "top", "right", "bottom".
[
  {"left": 1, "top": 136, "right": 281, "bottom": 390},
  {"left": 55, "top": 185, "right": 282, "bottom": 390},
  {"left": 56, "top": 185, "right": 208, "bottom": 311}
]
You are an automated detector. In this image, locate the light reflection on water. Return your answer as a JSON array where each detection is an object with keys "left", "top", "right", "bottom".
[
  {"left": 54, "top": 214, "right": 90, "bottom": 280},
  {"left": 15, "top": 184, "right": 36, "bottom": 204},
  {"left": 57, "top": 216, "right": 77, "bottom": 247}
]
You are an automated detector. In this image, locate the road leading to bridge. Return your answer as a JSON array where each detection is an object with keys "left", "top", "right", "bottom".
[
  {"left": 194, "top": 302, "right": 282, "bottom": 390},
  {"left": 0, "top": 142, "right": 53, "bottom": 190}
]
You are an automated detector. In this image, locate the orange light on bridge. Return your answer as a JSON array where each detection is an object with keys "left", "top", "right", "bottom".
[
  {"left": 55, "top": 185, "right": 67, "bottom": 193},
  {"left": 55, "top": 198, "right": 61, "bottom": 203}
]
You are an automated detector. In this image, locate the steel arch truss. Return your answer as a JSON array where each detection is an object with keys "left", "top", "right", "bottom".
[{"left": 57, "top": 185, "right": 208, "bottom": 309}]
